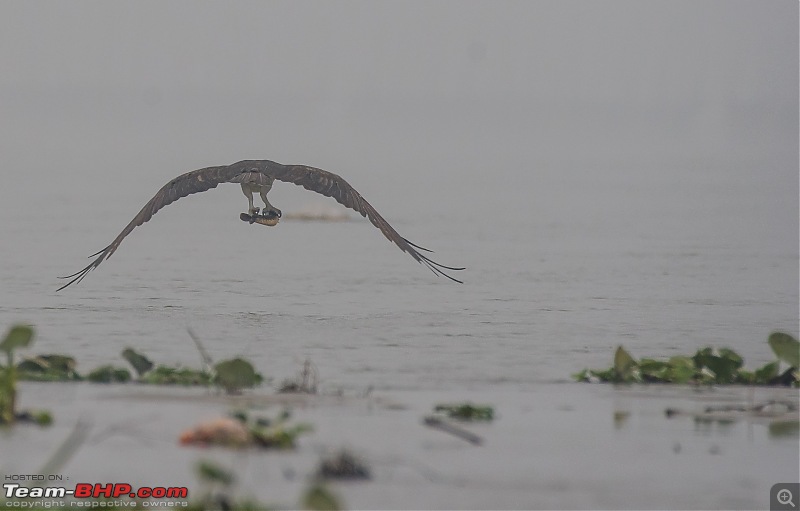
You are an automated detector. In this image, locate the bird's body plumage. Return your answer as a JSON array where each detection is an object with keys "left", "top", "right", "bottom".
[{"left": 58, "top": 160, "right": 463, "bottom": 290}]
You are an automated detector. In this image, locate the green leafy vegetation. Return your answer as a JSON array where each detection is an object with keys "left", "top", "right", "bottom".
[
  {"left": 433, "top": 402, "right": 495, "bottom": 421},
  {"left": 301, "top": 484, "right": 343, "bottom": 511},
  {"left": 14, "top": 346, "right": 261, "bottom": 392},
  {"left": 87, "top": 365, "right": 132, "bottom": 383},
  {"left": 0, "top": 324, "right": 52, "bottom": 425},
  {"left": 121, "top": 347, "right": 154, "bottom": 376},
  {"left": 238, "top": 409, "right": 313, "bottom": 449},
  {"left": 574, "top": 332, "right": 799, "bottom": 386},
  {"left": 187, "top": 459, "right": 342, "bottom": 511},
  {"left": 140, "top": 365, "right": 213, "bottom": 386},
  {"left": 154, "top": 460, "right": 273, "bottom": 511},
  {"left": 16, "top": 354, "right": 81, "bottom": 381},
  {"left": 214, "top": 358, "right": 262, "bottom": 394}
]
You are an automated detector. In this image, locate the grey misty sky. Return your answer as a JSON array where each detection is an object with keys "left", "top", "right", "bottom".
[
  {"left": 1, "top": 1, "right": 794, "bottom": 104},
  {"left": 0, "top": 0, "right": 796, "bottom": 237}
]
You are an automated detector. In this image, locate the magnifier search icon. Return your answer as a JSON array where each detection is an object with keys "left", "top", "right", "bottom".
[{"left": 778, "top": 489, "right": 796, "bottom": 508}]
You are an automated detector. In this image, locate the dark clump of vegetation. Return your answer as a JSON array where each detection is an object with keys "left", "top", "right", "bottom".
[
  {"left": 184, "top": 458, "right": 343, "bottom": 511},
  {"left": 16, "top": 354, "right": 81, "bottom": 381},
  {"left": 433, "top": 402, "right": 495, "bottom": 421},
  {"left": 139, "top": 365, "right": 213, "bottom": 386},
  {"left": 315, "top": 449, "right": 371, "bottom": 480},
  {"left": 87, "top": 365, "right": 132, "bottom": 383},
  {"left": 243, "top": 409, "right": 313, "bottom": 449},
  {"left": 278, "top": 358, "right": 318, "bottom": 394},
  {"left": 184, "top": 459, "right": 343, "bottom": 511},
  {"left": 121, "top": 347, "right": 154, "bottom": 376},
  {"left": 0, "top": 324, "right": 53, "bottom": 426},
  {"left": 186, "top": 460, "right": 271, "bottom": 511},
  {"left": 573, "top": 332, "right": 799, "bottom": 386}
]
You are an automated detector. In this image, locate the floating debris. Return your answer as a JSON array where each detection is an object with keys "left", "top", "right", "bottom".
[
  {"left": 422, "top": 415, "right": 483, "bottom": 445},
  {"left": 180, "top": 417, "right": 251, "bottom": 447},
  {"left": 279, "top": 358, "right": 318, "bottom": 394},
  {"left": 181, "top": 410, "right": 312, "bottom": 450},
  {"left": 665, "top": 400, "right": 798, "bottom": 421}
]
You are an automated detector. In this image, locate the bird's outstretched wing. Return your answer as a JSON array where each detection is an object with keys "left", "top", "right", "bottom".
[
  {"left": 260, "top": 162, "right": 464, "bottom": 283},
  {"left": 58, "top": 160, "right": 463, "bottom": 290},
  {"left": 57, "top": 165, "right": 235, "bottom": 290}
]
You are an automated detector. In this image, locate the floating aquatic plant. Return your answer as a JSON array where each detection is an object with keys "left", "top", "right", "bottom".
[
  {"left": 0, "top": 324, "right": 52, "bottom": 425},
  {"left": 574, "top": 332, "right": 799, "bottom": 386},
  {"left": 433, "top": 402, "right": 495, "bottom": 421}
]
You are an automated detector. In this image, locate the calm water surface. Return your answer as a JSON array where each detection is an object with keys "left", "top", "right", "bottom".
[{"left": 1, "top": 163, "right": 796, "bottom": 392}]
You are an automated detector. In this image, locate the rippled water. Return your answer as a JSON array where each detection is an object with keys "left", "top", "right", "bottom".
[{"left": 1, "top": 159, "right": 796, "bottom": 392}]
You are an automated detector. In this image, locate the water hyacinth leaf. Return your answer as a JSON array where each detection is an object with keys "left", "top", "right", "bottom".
[
  {"left": 692, "top": 347, "right": 713, "bottom": 368},
  {"left": 1, "top": 325, "right": 34, "bottom": 353},
  {"left": 121, "top": 348, "right": 154, "bottom": 377},
  {"left": 639, "top": 358, "right": 669, "bottom": 381},
  {"left": 16, "top": 358, "right": 49, "bottom": 373},
  {"left": 196, "top": 460, "right": 235, "bottom": 486},
  {"left": 576, "top": 339, "right": 798, "bottom": 387},
  {"left": 667, "top": 356, "right": 696, "bottom": 383},
  {"left": 38, "top": 354, "right": 78, "bottom": 373},
  {"left": 735, "top": 369, "right": 756, "bottom": 385},
  {"left": 214, "top": 358, "right": 260, "bottom": 393},
  {"left": 87, "top": 365, "right": 131, "bottom": 383},
  {"left": 753, "top": 361, "right": 779, "bottom": 383},
  {"left": 693, "top": 348, "right": 741, "bottom": 383},
  {"left": 572, "top": 369, "right": 591, "bottom": 382},
  {"left": 707, "top": 356, "right": 739, "bottom": 383},
  {"left": 768, "top": 332, "right": 800, "bottom": 368},
  {"left": 614, "top": 346, "right": 637, "bottom": 380},
  {"left": 302, "top": 483, "right": 342, "bottom": 511},
  {"left": 718, "top": 348, "right": 744, "bottom": 369},
  {"left": 16, "top": 354, "right": 81, "bottom": 381},
  {"left": 592, "top": 368, "right": 618, "bottom": 382}
]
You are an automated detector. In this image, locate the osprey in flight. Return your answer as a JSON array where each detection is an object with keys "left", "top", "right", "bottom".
[{"left": 58, "top": 160, "right": 464, "bottom": 290}]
